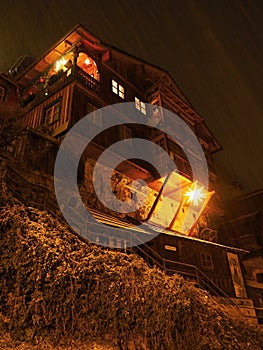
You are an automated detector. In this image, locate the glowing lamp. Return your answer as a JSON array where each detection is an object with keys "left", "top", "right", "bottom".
[
  {"left": 84, "top": 58, "right": 91, "bottom": 65},
  {"left": 55, "top": 57, "right": 67, "bottom": 72},
  {"left": 184, "top": 182, "right": 206, "bottom": 206}
]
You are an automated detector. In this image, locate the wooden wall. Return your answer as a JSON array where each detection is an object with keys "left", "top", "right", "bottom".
[
  {"left": 145, "top": 232, "right": 246, "bottom": 297},
  {"left": 24, "top": 84, "right": 73, "bottom": 132}
]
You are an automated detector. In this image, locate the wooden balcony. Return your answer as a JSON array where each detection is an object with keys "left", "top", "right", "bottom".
[
  {"left": 20, "top": 66, "right": 100, "bottom": 109},
  {"left": 75, "top": 67, "right": 100, "bottom": 92}
]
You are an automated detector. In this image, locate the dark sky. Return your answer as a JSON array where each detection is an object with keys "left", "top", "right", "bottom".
[{"left": 0, "top": 0, "right": 262, "bottom": 194}]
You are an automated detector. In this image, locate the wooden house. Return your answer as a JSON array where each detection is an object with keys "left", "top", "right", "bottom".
[
  {"left": 9, "top": 24, "right": 223, "bottom": 238},
  {"left": 2, "top": 24, "right": 258, "bottom": 321}
]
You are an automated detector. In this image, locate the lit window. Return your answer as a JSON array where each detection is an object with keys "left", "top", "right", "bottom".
[
  {"left": 135, "top": 97, "right": 146, "bottom": 115},
  {"left": 0, "top": 86, "right": 6, "bottom": 103},
  {"left": 112, "top": 79, "right": 125, "bottom": 99},
  {"left": 87, "top": 103, "right": 102, "bottom": 127},
  {"left": 200, "top": 253, "right": 213, "bottom": 269},
  {"left": 44, "top": 100, "right": 61, "bottom": 125}
]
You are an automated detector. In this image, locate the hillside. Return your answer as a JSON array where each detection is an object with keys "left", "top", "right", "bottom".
[{"left": 0, "top": 161, "right": 262, "bottom": 349}]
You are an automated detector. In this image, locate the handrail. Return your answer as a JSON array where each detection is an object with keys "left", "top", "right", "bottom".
[
  {"left": 130, "top": 235, "right": 197, "bottom": 275},
  {"left": 127, "top": 232, "right": 238, "bottom": 308},
  {"left": 194, "top": 268, "right": 238, "bottom": 307},
  {"left": 20, "top": 66, "right": 100, "bottom": 110},
  {"left": 75, "top": 67, "right": 100, "bottom": 92}
]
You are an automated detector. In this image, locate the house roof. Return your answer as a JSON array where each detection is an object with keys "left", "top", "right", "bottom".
[
  {"left": 14, "top": 24, "right": 187, "bottom": 99},
  {"left": 87, "top": 205, "right": 249, "bottom": 253}
]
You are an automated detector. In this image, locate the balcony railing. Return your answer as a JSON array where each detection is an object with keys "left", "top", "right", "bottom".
[
  {"left": 75, "top": 67, "right": 100, "bottom": 92},
  {"left": 20, "top": 66, "right": 100, "bottom": 109}
]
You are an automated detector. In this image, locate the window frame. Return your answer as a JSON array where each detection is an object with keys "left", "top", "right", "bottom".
[
  {"left": 43, "top": 98, "right": 62, "bottom": 126},
  {"left": 256, "top": 273, "right": 263, "bottom": 283},
  {"left": 112, "top": 79, "right": 125, "bottom": 99},
  {"left": 135, "top": 97, "right": 146, "bottom": 115},
  {"left": 200, "top": 252, "right": 214, "bottom": 270}
]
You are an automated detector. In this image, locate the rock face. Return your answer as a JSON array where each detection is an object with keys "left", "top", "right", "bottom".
[{"left": 0, "top": 200, "right": 263, "bottom": 349}]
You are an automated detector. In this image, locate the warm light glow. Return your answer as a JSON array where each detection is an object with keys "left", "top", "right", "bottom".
[
  {"left": 184, "top": 182, "right": 206, "bottom": 206},
  {"left": 77, "top": 52, "right": 100, "bottom": 81},
  {"left": 55, "top": 57, "right": 67, "bottom": 72},
  {"left": 84, "top": 58, "right": 91, "bottom": 65}
]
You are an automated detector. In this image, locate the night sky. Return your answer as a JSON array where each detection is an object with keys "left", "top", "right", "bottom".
[{"left": 0, "top": 0, "right": 262, "bottom": 195}]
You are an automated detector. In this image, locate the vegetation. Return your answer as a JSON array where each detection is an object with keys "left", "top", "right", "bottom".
[{"left": 0, "top": 173, "right": 262, "bottom": 349}]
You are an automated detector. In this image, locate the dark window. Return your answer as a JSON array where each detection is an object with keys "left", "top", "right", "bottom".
[
  {"left": 0, "top": 86, "right": 6, "bottom": 103},
  {"left": 200, "top": 253, "right": 214, "bottom": 269},
  {"left": 256, "top": 273, "right": 263, "bottom": 283},
  {"left": 43, "top": 99, "right": 62, "bottom": 125}
]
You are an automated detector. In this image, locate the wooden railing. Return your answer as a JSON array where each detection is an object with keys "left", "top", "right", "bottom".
[
  {"left": 75, "top": 67, "right": 100, "bottom": 92},
  {"left": 20, "top": 66, "right": 100, "bottom": 109},
  {"left": 130, "top": 239, "right": 239, "bottom": 308}
]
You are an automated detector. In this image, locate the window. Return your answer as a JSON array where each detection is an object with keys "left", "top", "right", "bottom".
[
  {"left": 112, "top": 79, "right": 125, "bottom": 99},
  {"left": 135, "top": 97, "right": 146, "bottom": 115},
  {"left": 44, "top": 99, "right": 61, "bottom": 125},
  {"left": 256, "top": 273, "right": 263, "bottom": 283},
  {"left": 0, "top": 86, "right": 6, "bottom": 103},
  {"left": 87, "top": 103, "right": 102, "bottom": 127},
  {"left": 200, "top": 253, "right": 214, "bottom": 269}
]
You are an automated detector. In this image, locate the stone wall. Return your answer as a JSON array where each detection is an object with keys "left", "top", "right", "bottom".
[{"left": 82, "top": 157, "right": 157, "bottom": 222}]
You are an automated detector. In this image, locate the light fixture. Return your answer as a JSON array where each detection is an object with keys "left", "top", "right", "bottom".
[
  {"left": 184, "top": 182, "right": 206, "bottom": 206},
  {"left": 84, "top": 57, "right": 91, "bottom": 65},
  {"left": 55, "top": 57, "right": 67, "bottom": 72}
]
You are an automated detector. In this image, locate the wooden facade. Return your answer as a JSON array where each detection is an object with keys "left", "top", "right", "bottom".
[
  {"left": 220, "top": 189, "right": 263, "bottom": 324},
  {"left": 9, "top": 25, "right": 223, "bottom": 240},
  {"left": 2, "top": 24, "right": 260, "bottom": 322}
]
